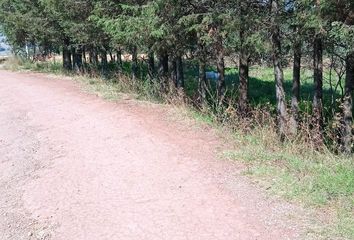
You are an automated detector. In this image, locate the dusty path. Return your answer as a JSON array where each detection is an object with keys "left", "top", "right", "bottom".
[{"left": 0, "top": 70, "right": 310, "bottom": 240}]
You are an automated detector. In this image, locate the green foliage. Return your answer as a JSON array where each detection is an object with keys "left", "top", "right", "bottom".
[{"left": 92, "top": 1, "right": 159, "bottom": 51}]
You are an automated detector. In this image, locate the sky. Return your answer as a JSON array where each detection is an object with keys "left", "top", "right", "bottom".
[{"left": 0, "top": 32, "right": 11, "bottom": 56}]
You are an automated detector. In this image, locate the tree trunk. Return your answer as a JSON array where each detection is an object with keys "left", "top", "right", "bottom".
[
  {"left": 90, "top": 47, "right": 98, "bottom": 65},
  {"left": 238, "top": 43, "right": 249, "bottom": 114},
  {"left": 116, "top": 48, "right": 123, "bottom": 71},
  {"left": 312, "top": 35, "right": 324, "bottom": 146},
  {"left": 341, "top": 51, "right": 354, "bottom": 154},
  {"left": 148, "top": 51, "right": 155, "bottom": 79},
  {"left": 158, "top": 51, "right": 169, "bottom": 89},
  {"left": 158, "top": 51, "right": 169, "bottom": 77},
  {"left": 73, "top": 46, "right": 83, "bottom": 72},
  {"left": 198, "top": 59, "right": 208, "bottom": 110},
  {"left": 176, "top": 56, "right": 184, "bottom": 89},
  {"left": 94, "top": 48, "right": 99, "bottom": 64},
  {"left": 158, "top": 52, "right": 169, "bottom": 89},
  {"left": 62, "top": 39, "right": 72, "bottom": 71},
  {"left": 100, "top": 49, "right": 108, "bottom": 75},
  {"left": 101, "top": 49, "right": 108, "bottom": 66},
  {"left": 290, "top": 36, "right": 302, "bottom": 135},
  {"left": 109, "top": 51, "right": 114, "bottom": 63},
  {"left": 71, "top": 46, "right": 76, "bottom": 69},
  {"left": 82, "top": 46, "right": 87, "bottom": 65},
  {"left": 25, "top": 43, "right": 29, "bottom": 59},
  {"left": 198, "top": 39, "right": 208, "bottom": 109},
  {"left": 88, "top": 47, "right": 93, "bottom": 64},
  {"left": 238, "top": 3, "right": 249, "bottom": 114},
  {"left": 271, "top": 0, "right": 288, "bottom": 141},
  {"left": 216, "top": 33, "right": 226, "bottom": 105},
  {"left": 171, "top": 58, "right": 177, "bottom": 87},
  {"left": 131, "top": 46, "right": 138, "bottom": 80},
  {"left": 33, "top": 44, "right": 37, "bottom": 61}
]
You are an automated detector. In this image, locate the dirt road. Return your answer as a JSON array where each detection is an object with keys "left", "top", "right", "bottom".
[{"left": 0, "top": 70, "right": 309, "bottom": 240}]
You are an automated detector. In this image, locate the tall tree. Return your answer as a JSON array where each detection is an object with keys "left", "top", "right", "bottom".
[
  {"left": 290, "top": 31, "right": 302, "bottom": 134},
  {"left": 310, "top": 0, "right": 325, "bottom": 146},
  {"left": 340, "top": 7, "right": 354, "bottom": 154},
  {"left": 288, "top": 0, "right": 303, "bottom": 135},
  {"left": 271, "top": 0, "right": 288, "bottom": 140},
  {"left": 312, "top": 33, "right": 324, "bottom": 145},
  {"left": 343, "top": 51, "right": 354, "bottom": 153},
  {"left": 237, "top": 0, "right": 251, "bottom": 114}
]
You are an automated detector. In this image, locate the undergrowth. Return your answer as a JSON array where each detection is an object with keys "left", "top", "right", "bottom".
[{"left": 4, "top": 57, "right": 354, "bottom": 239}]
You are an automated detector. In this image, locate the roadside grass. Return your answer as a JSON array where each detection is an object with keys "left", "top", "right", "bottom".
[
  {"left": 4, "top": 56, "right": 63, "bottom": 73},
  {"left": 223, "top": 126, "right": 354, "bottom": 239},
  {"left": 76, "top": 74, "right": 163, "bottom": 103},
  {"left": 5, "top": 57, "right": 353, "bottom": 239}
]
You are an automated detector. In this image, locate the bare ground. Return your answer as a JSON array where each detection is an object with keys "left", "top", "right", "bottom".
[{"left": 0, "top": 70, "right": 318, "bottom": 240}]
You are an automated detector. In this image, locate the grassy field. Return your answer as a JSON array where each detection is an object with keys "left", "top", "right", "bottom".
[{"left": 4, "top": 57, "right": 354, "bottom": 239}]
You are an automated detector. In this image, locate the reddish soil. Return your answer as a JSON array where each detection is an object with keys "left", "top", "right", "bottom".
[{"left": 0, "top": 70, "right": 310, "bottom": 240}]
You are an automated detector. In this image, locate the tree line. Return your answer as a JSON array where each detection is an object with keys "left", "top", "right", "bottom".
[{"left": 0, "top": 0, "right": 353, "bottom": 154}]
